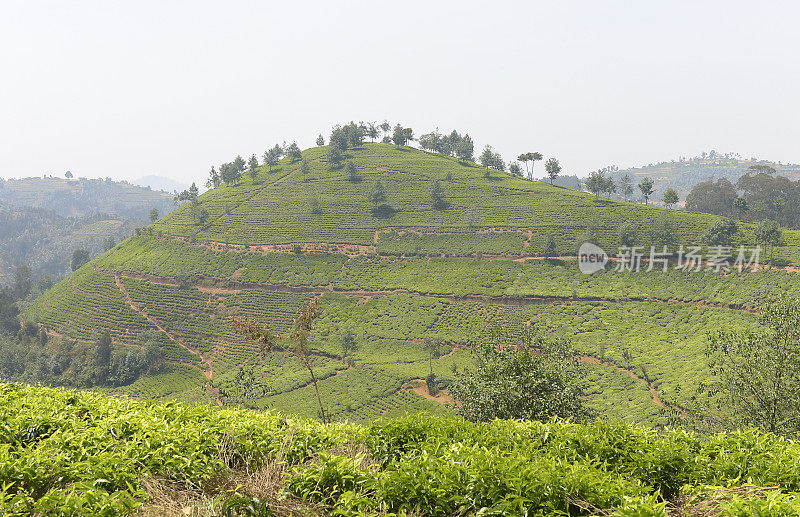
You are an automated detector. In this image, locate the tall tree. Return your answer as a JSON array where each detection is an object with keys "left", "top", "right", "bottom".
[
  {"left": 316, "top": 134, "right": 325, "bottom": 146},
  {"left": 206, "top": 166, "right": 221, "bottom": 189},
  {"left": 586, "top": 170, "right": 605, "bottom": 198},
  {"left": 248, "top": 154, "right": 260, "bottom": 183},
  {"left": 479, "top": 145, "right": 495, "bottom": 171},
  {"left": 345, "top": 160, "right": 360, "bottom": 182},
  {"left": 638, "top": 177, "right": 655, "bottom": 205},
  {"left": 286, "top": 142, "right": 302, "bottom": 162},
  {"left": 392, "top": 124, "right": 406, "bottom": 146},
  {"left": 149, "top": 207, "right": 159, "bottom": 222},
  {"left": 620, "top": 173, "right": 634, "bottom": 202},
  {"left": 754, "top": 219, "right": 782, "bottom": 269},
  {"left": 232, "top": 155, "right": 246, "bottom": 183},
  {"left": 662, "top": 187, "right": 679, "bottom": 209},
  {"left": 455, "top": 135, "right": 474, "bottom": 163},
  {"left": 545, "top": 157, "right": 561, "bottom": 185},
  {"left": 300, "top": 158, "right": 310, "bottom": 179}
]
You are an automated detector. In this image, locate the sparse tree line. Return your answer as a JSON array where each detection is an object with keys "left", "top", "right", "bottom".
[{"left": 685, "top": 165, "right": 800, "bottom": 229}]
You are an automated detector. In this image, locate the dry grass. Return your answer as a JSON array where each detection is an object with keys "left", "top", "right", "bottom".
[{"left": 670, "top": 485, "right": 779, "bottom": 516}]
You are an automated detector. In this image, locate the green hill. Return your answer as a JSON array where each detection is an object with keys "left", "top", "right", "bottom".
[
  {"left": 25, "top": 143, "right": 800, "bottom": 425},
  {"left": 4, "top": 381, "right": 800, "bottom": 515}
]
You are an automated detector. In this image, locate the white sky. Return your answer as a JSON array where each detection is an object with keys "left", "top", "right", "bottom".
[{"left": 1, "top": 1, "right": 798, "bottom": 183}]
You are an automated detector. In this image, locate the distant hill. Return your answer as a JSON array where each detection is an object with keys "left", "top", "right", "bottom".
[
  {"left": 0, "top": 176, "right": 175, "bottom": 219},
  {"left": 133, "top": 175, "right": 190, "bottom": 195},
  {"left": 28, "top": 142, "right": 800, "bottom": 426},
  {"left": 610, "top": 151, "right": 800, "bottom": 200},
  {"left": 0, "top": 202, "right": 141, "bottom": 285}
]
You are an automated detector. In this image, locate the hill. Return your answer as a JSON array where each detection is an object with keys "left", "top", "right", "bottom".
[
  {"left": 610, "top": 152, "right": 800, "bottom": 201},
  {"left": 4, "top": 381, "right": 800, "bottom": 515},
  {"left": 25, "top": 143, "right": 800, "bottom": 425},
  {"left": 0, "top": 202, "right": 142, "bottom": 285},
  {"left": 0, "top": 176, "right": 175, "bottom": 219}
]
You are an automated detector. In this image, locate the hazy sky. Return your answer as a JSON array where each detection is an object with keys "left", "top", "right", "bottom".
[{"left": 2, "top": 1, "right": 798, "bottom": 184}]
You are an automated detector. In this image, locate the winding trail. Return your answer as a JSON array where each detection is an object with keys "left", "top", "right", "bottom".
[{"left": 114, "top": 274, "right": 214, "bottom": 380}]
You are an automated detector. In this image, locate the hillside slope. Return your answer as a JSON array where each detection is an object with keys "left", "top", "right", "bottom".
[{"left": 28, "top": 143, "right": 800, "bottom": 424}]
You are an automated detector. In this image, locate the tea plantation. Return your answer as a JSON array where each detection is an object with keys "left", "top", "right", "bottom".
[
  {"left": 26, "top": 143, "right": 800, "bottom": 425},
  {"left": 4, "top": 382, "right": 800, "bottom": 515}
]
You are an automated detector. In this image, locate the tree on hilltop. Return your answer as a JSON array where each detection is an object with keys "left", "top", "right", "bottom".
[
  {"left": 287, "top": 142, "right": 302, "bottom": 163},
  {"left": 316, "top": 134, "right": 325, "bottom": 146},
  {"left": 638, "top": 177, "right": 655, "bottom": 205},
  {"left": 586, "top": 170, "right": 606, "bottom": 199},
  {"left": 248, "top": 154, "right": 260, "bottom": 183},
  {"left": 545, "top": 157, "right": 561, "bottom": 185},
  {"left": 232, "top": 155, "right": 246, "bottom": 183},
  {"left": 620, "top": 173, "right": 634, "bottom": 202},
  {"left": 206, "top": 166, "right": 221, "bottom": 189},
  {"left": 328, "top": 143, "right": 344, "bottom": 170},
  {"left": 263, "top": 144, "right": 284, "bottom": 172},
  {"left": 367, "top": 122, "right": 379, "bottom": 143},
  {"left": 662, "top": 187, "right": 679, "bottom": 209},
  {"left": 455, "top": 135, "right": 475, "bottom": 163}
]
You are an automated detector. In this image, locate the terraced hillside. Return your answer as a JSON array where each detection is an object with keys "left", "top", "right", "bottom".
[{"left": 29, "top": 143, "right": 800, "bottom": 424}]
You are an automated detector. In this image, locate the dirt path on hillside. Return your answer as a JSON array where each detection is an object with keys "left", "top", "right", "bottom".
[{"left": 114, "top": 274, "right": 214, "bottom": 380}]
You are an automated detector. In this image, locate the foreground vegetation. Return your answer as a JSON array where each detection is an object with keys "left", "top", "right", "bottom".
[{"left": 4, "top": 381, "right": 800, "bottom": 516}]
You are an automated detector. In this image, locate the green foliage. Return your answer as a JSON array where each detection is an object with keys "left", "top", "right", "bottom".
[
  {"left": 704, "top": 218, "right": 739, "bottom": 246},
  {"left": 450, "top": 324, "right": 593, "bottom": 423},
  {"left": 6, "top": 382, "right": 800, "bottom": 515},
  {"left": 704, "top": 296, "right": 800, "bottom": 436}
]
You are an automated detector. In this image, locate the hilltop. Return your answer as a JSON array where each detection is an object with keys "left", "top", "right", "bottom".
[
  {"left": 25, "top": 143, "right": 800, "bottom": 425},
  {"left": 610, "top": 152, "right": 800, "bottom": 200},
  {"left": 0, "top": 176, "right": 175, "bottom": 220}
]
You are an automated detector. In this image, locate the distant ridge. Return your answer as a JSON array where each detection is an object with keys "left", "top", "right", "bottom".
[{"left": 133, "top": 175, "right": 190, "bottom": 194}]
